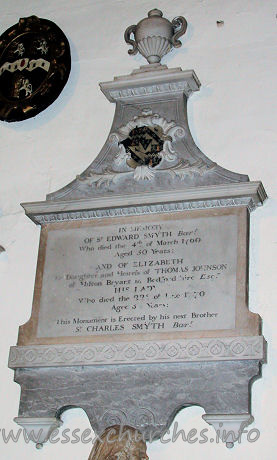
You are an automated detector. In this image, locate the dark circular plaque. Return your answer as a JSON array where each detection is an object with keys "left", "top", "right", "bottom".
[{"left": 0, "top": 15, "right": 71, "bottom": 122}]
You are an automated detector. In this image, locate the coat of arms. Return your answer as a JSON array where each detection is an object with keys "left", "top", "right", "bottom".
[{"left": 0, "top": 15, "right": 71, "bottom": 121}]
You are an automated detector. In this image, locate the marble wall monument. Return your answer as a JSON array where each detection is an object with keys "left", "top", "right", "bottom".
[{"left": 9, "top": 9, "right": 267, "bottom": 457}]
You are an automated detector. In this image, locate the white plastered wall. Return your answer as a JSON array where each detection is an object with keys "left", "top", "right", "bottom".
[{"left": 0, "top": 1, "right": 276, "bottom": 459}]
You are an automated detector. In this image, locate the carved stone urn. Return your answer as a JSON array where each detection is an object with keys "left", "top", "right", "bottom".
[{"left": 125, "top": 9, "right": 187, "bottom": 64}]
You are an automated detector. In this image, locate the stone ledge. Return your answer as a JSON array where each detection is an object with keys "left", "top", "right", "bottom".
[
  {"left": 21, "top": 181, "right": 267, "bottom": 225},
  {"left": 100, "top": 68, "right": 201, "bottom": 102},
  {"left": 9, "top": 336, "right": 266, "bottom": 369}
]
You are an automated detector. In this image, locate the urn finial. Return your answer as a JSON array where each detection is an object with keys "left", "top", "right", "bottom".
[
  {"left": 124, "top": 9, "right": 187, "bottom": 64},
  {"left": 148, "top": 9, "right": 163, "bottom": 17}
]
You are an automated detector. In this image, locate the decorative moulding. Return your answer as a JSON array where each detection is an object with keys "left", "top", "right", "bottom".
[
  {"left": 9, "top": 336, "right": 266, "bottom": 369},
  {"left": 21, "top": 181, "right": 267, "bottom": 225},
  {"left": 100, "top": 68, "right": 200, "bottom": 101}
]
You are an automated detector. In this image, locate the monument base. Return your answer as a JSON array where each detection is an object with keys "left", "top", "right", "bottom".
[{"left": 13, "top": 358, "right": 262, "bottom": 447}]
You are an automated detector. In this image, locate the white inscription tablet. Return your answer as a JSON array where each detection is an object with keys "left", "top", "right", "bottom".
[{"left": 37, "top": 213, "right": 237, "bottom": 337}]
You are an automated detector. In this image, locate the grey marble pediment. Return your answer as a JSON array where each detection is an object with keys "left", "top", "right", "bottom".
[{"left": 46, "top": 66, "right": 249, "bottom": 203}]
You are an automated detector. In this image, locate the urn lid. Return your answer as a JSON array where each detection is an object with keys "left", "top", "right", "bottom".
[{"left": 147, "top": 9, "right": 163, "bottom": 17}]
